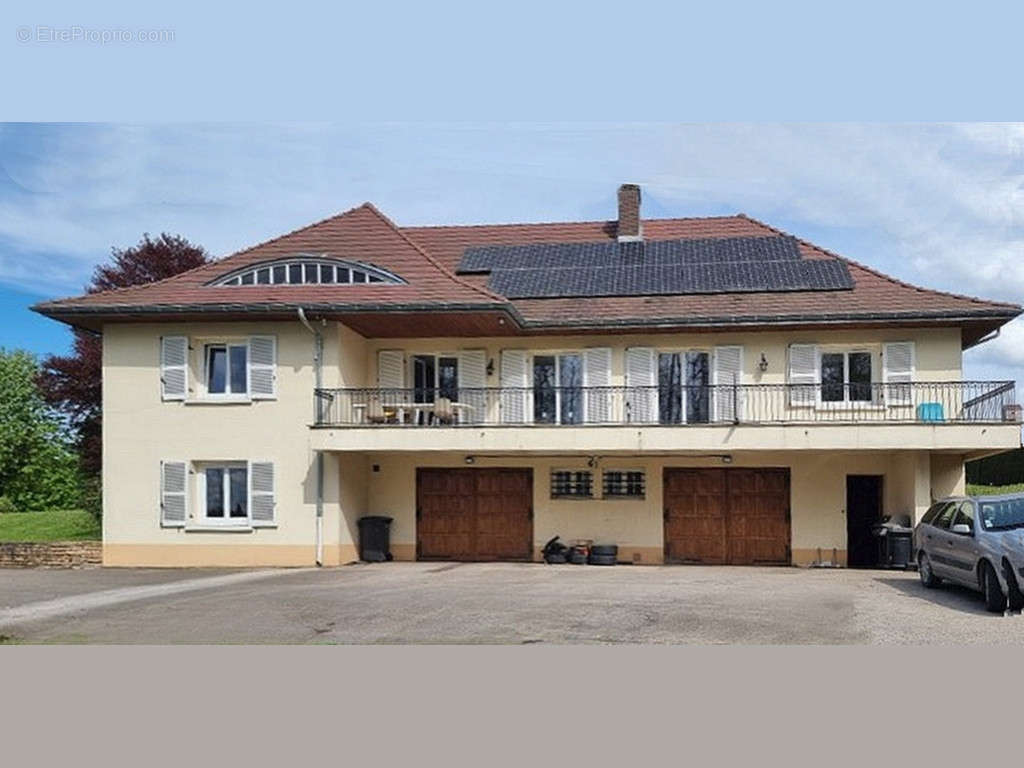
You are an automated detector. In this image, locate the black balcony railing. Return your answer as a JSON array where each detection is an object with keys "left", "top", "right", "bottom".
[{"left": 312, "top": 381, "right": 1018, "bottom": 427}]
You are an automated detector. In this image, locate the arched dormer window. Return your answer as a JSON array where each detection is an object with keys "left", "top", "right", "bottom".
[{"left": 208, "top": 256, "right": 406, "bottom": 286}]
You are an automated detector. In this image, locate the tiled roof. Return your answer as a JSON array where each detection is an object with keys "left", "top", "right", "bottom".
[
  {"left": 34, "top": 203, "right": 1021, "bottom": 335},
  {"left": 404, "top": 215, "right": 1021, "bottom": 328},
  {"left": 35, "top": 204, "right": 505, "bottom": 314}
]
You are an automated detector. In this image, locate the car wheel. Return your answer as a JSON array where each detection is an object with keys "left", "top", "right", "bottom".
[
  {"left": 918, "top": 552, "right": 940, "bottom": 588},
  {"left": 981, "top": 561, "right": 1007, "bottom": 613},
  {"left": 1002, "top": 562, "right": 1024, "bottom": 611}
]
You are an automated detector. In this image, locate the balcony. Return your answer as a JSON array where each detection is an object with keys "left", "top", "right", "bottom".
[{"left": 314, "top": 381, "right": 1018, "bottom": 428}]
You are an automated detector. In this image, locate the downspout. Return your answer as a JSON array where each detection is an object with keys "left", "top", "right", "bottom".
[{"left": 298, "top": 308, "right": 325, "bottom": 567}]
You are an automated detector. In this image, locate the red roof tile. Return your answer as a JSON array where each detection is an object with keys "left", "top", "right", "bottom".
[{"left": 34, "top": 203, "right": 1020, "bottom": 337}]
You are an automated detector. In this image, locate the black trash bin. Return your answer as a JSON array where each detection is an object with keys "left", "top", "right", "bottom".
[
  {"left": 871, "top": 514, "right": 913, "bottom": 569},
  {"left": 357, "top": 516, "right": 393, "bottom": 562}
]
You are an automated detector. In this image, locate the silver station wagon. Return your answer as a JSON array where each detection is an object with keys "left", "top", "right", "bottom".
[{"left": 914, "top": 493, "right": 1024, "bottom": 613}]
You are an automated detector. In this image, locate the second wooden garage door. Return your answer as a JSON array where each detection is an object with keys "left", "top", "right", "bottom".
[
  {"left": 663, "top": 468, "right": 790, "bottom": 565},
  {"left": 416, "top": 468, "right": 533, "bottom": 561}
]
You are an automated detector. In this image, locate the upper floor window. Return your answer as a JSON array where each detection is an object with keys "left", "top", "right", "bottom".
[
  {"left": 208, "top": 256, "right": 405, "bottom": 287},
  {"left": 821, "top": 350, "right": 872, "bottom": 403},
  {"left": 160, "top": 335, "right": 276, "bottom": 401},
  {"left": 206, "top": 343, "right": 247, "bottom": 395}
]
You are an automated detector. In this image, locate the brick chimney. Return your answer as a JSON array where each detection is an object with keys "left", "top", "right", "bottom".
[{"left": 617, "top": 183, "right": 642, "bottom": 242}]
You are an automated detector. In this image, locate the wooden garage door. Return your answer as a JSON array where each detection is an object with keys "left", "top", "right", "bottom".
[
  {"left": 663, "top": 468, "right": 790, "bottom": 565},
  {"left": 416, "top": 468, "right": 533, "bottom": 561}
]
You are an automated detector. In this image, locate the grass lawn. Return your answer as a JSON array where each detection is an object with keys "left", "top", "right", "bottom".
[
  {"left": 0, "top": 509, "right": 100, "bottom": 542},
  {"left": 966, "top": 483, "right": 1024, "bottom": 496}
]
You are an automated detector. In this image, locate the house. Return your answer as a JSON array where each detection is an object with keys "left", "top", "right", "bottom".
[{"left": 33, "top": 185, "right": 1022, "bottom": 567}]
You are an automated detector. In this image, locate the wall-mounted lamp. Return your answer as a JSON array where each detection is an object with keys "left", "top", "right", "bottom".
[
  {"left": 758, "top": 353, "right": 769, "bottom": 372},
  {"left": 464, "top": 456, "right": 476, "bottom": 465},
  {"left": 721, "top": 455, "right": 733, "bottom": 464},
  {"left": 486, "top": 359, "right": 495, "bottom": 377}
]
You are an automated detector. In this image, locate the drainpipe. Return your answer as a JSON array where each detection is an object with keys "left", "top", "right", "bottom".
[{"left": 298, "top": 308, "right": 325, "bottom": 567}]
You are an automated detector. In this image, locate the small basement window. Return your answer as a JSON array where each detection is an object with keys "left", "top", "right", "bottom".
[
  {"left": 602, "top": 470, "right": 645, "bottom": 498},
  {"left": 551, "top": 470, "right": 593, "bottom": 499}
]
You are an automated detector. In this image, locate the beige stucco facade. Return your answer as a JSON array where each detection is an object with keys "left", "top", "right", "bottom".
[{"left": 100, "top": 319, "right": 1014, "bottom": 567}]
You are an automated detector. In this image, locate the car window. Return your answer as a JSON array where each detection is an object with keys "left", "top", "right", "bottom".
[
  {"left": 952, "top": 502, "right": 975, "bottom": 532},
  {"left": 980, "top": 497, "right": 1024, "bottom": 531},
  {"left": 932, "top": 502, "right": 957, "bottom": 530},
  {"left": 921, "top": 502, "right": 946, "bottom": 525}
]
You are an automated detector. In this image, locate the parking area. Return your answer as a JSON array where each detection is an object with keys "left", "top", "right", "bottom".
[{"left": 1, "top": 562, "right": 1022, "bottom": 644}]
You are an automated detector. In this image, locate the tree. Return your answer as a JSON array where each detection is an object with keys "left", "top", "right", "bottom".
[
  {"left": 0, "top": 349, "right": 81, "bottom": 511},
  {"left": 38, "top": 234, "right": 211, "bottom": 477}
]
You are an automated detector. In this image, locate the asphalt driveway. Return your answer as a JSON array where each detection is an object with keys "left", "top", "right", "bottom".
[{"left": 1, "top": 562, "right": 1021, "bottom": 644}]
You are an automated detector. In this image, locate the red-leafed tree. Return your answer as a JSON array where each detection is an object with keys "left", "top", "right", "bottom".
[{"left": 38, "top": 234, "right": 211, "bottom": 481}]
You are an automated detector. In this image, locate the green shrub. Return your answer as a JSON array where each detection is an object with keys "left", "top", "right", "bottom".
[{"left": 0, "top": 496, "right": 16, "bottom": 514}]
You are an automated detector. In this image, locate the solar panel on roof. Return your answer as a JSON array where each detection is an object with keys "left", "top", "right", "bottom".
[
  {"left": 457, "top": 236, "right": 803, "bottom": 273},
  {"left": 456, "top": 235, "right": 853, "bottom": 299}
]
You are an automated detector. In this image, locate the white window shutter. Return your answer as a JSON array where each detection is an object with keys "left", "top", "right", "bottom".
[
  {"left": 249, "top": 461, "right": 275, "bottom": 527},
  {"left": 377, "top": 350, "right": 405, "bottom": 391},
  {"left": 160, "top": 460, "right": 188, "bottom": 527},
  {"left": 500, "top": 350, "right": 530, "bottom": 424},
  {"left": 160, "top": 336, "right": 188, "bottom": 401},
  {"left": 457, "top": 349, "right": 487, "bottom": 424},
  {"left": 883, "top": 342, "right": 915, "bottom": 406},
  {"left": 713, "top": 346, "right": 744, "bottom": 423},
  {"left": 583, "top": 347, "right": 612, "bottom": 423},
  {"left": 788, "top": 344, "right": 818, "bottom": 406},
  {"left": 625, "top": 347, "right": 657, "bottom": 423},
  {"left": 248, "top": 336, "right": 277, "bottom": 399}
]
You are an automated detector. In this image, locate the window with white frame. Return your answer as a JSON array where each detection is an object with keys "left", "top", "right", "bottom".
[
  {"left": 602, "top": 470, "right": 646, "bottom": 498},
  {"left": 820, "top": 350, "right": 873, "bottom": 403},
  {"left": 204, "top": 342, "right": 248, "bottom": 396},
  {"left": 551, "top": 470, "right": 593, "bottom": 498},
  {"left": 208, "top": 257, "right": 405, "bottom": 286},
  {"left": 200, "top": 463, "right": 249, "bottom": 523},
  {"left": 534, "top": 353, "right": 582, "bottom": 424}
]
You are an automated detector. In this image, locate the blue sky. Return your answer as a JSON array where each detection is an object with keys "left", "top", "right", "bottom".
[{"left": 2, "top": 123, "right": 1023, "bottom": 387}]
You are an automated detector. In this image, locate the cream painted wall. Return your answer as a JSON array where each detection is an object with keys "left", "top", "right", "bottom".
[
  {"left": 358, "top": 326, "right": 964, "bottom": 388},
  {"left": 101, "top": 317, "right": 976, "bottom": 567},
  {"left": 102, "top": 321, "right": 359, "bottom": 566}
]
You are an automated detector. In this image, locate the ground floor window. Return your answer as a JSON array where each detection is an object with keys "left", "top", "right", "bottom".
[
  {"left": 602, "top": 470, "right": 646, "bottom": 498},
  {"left": 550, "top": 469, "right": 592, "bottom": 498},
  {"left": 201, "top": 464, "right": 248, "bottom": 522}
]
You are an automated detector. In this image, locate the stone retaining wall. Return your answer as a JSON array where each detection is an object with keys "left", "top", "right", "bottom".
[{"left": 0, "top": 541, "right": 102, "bottom": 567}]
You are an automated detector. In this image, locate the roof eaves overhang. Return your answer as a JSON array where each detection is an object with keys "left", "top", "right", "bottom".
[
  {"left": 31, "top": 300, "right": 525, "bottom": 332},
  {"left": 31, "top": 301, "right": 1020, "bottom": 344}
]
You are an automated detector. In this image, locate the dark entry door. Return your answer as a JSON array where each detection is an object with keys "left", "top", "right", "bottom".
[
  {"left": 416, "top": 468, "right": 533, "bottom": 561},
  {"left": 664, "top": 468, "right": 791, "bottom": 565},
  {"left": 846, "top": 475, "right": 883, "bottom": 568}
]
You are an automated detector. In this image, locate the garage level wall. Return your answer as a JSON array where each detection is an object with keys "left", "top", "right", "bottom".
[{"left": 358, "top": 449, "right": 954, "bottom": 566}]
